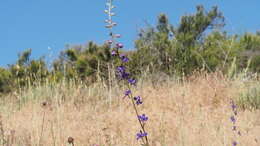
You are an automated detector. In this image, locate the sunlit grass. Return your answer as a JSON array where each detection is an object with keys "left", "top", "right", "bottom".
[{"left": 0, "top": 72, "right": 259, "bottom": 146}]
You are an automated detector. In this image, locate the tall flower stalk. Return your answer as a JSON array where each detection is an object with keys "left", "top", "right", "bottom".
[
  {"left": 230, "top": 99, "right": 241, "bottom": 146},
  {"left": 104, "top": 0, "right": 149, "bottom": 145}
]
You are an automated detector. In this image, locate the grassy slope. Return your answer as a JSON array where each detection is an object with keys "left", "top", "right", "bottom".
[{"left": 0, "top": 72, "right": 259, "bottom": 146}]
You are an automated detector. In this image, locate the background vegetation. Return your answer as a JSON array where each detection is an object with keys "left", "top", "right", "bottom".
[{"left": 0, "top": 5, "right": 259, "bottom": 95}]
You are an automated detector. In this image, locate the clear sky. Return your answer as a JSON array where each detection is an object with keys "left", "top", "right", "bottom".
[{"left": 1, "top": 0, "right": 259, "bottom": 67}]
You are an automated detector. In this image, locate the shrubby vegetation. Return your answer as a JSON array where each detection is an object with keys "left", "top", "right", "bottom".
[{"left": 0, "top": 5, "right": 260, "bottom": 94}]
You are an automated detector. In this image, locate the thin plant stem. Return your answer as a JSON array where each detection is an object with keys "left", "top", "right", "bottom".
[{"left": 127, "top": 84, "right": 149, "bottom": 145}]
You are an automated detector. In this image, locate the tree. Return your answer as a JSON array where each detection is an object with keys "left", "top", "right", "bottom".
[
  {"left": 133, "top": 5, "right": 225, "bottom": 75},
  {"left": 172, "top": 5, "right": 225, "bottom": 74}
]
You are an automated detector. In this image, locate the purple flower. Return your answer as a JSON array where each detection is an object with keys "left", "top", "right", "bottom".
[
  {"left": 230, "top": 116, "right": 236, "bottom": 123},
  {"left": 117, "top": 66, "right": 125, "bottom": 73},
  {"left": 124, "top": 90, "right": 131, "bottom": 96},
  {"left": 117, "top": 71, "right": 130, "bottom": 80},
  {"left": 116, "top": 43, "right": 123, "bottom": 48},
  {"left": 230, "top": 100, "right": 237, "bottom": 113},
  {"left": 111, "top": 50, "right": 117, "bottom": 56},
  {"left": 231, "top": 104, "right": 237, "bottom": 111},
  {"left": 138, "top": 114, "right": 148, "bottom": 122},
  {"left": 128, "top": 78, "right": 136, "bottom": 85},
  {"left": 120, "top": 54, "right": 129, "bottom": 62},
  {"left": 116, "top": 66, "right": 130, "bottom": 80},
  {"left": 134, "top": 96, "right": 143, "bottom": 105},
  {"left": 232, "top": 141, "right": 237, "bottom": 146},
  {"left": 136, "top": 132, "right": 148, "bottom": 140},
  {"left": 121, "top": 72, "right": 130, "bottom": 79}
]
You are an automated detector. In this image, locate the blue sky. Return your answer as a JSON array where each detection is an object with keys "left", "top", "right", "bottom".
[{"left": 1, "top": 0, "right": 259, "bottom": 67}]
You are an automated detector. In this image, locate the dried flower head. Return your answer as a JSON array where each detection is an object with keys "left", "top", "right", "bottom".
[
  {"left": 41, "top": 101, "right": 47, "bottom": 107},
  {"left": 68, "top": 137, "right": 74, "bottom": 144}
]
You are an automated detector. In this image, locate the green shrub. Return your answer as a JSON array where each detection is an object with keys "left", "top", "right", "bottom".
[{"left": 0, "top": 68, "right": 12, "bottom": 93}]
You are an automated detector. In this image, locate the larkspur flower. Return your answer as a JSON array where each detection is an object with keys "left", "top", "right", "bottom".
[
  {"left": 230, "top": 116, "right": 236, "bottom": 123},
  {"left": 116, "top": 43, "right": 124, "bottom": 48},
  {"left": 138, "top": 114, "right": 148, "bottom": 122},
  {"left": 231, "top": 104, "right": 237, "bottom": 111},
  {"left": 128, "top": 78, "right": 136, "bottom": 85},
  {"left": 134, "top": 96, "right": 143, "bottom": 105},
  {"left": 136, "top": 132, "right": 148, "bottom": 140},
  {"left": 124, "top": 90, "right": 131, "bottom": 96},
  {"left": 232, "top": 141, "right": 238, "bottom": 146},
  {"left": 121, "top": 72, "right": 130, "bottom": 79},
  {"left": 117, "top": 70, "right": 130, "bottom": 80},
  {"left": 117, "top": 66, "right": 126, "bottom": 73},
  {"left": 111, "top": 50, "right": 117, "bottom": 56},
  {"left": 230, "top": 99, "right": 241, "bottom": 145},
  {"left": 120, "top": 54, "right": 129, "bottom": 62}
]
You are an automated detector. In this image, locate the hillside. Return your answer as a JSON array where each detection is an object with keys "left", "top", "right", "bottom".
[{"left": 0, "top": 72, "right": 259, "bottom": 146}]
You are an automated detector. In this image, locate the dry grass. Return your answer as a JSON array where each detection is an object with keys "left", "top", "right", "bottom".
[{"left": 0, "top": 72, "right": 259, "bottom": 146}]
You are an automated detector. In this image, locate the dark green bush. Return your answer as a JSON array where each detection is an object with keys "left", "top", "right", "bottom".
[{"left": 0, "top": 68, "right": 12, "bottom": 93}]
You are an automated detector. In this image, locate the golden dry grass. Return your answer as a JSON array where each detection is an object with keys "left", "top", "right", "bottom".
[{"left": 0, "top": 72, "right": 260, "bottom": 146}]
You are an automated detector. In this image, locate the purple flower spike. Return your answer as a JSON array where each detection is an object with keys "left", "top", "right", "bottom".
[
  {"left": 116, "top": 43, "right": 124, "bottom": 48},
  {"left": 128, "top": 78, "right": 136, "bottom": 85},
  {"left": 138, "top": 114, "right": 148, "bottom": 122},
  {"left": 136, "top": 132, "right": 148, "bottom": 140}
]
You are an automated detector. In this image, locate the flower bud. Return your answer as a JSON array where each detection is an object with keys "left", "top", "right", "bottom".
[
  {"left": 107, "top": 40, "right": 113, "bottom": 44},
  {"left": 116, "top": 43, "right": 123, "bottom": 48},
  {"left": 114, "top": 34, "right": 121, "bottom": 38},
  {"left": 105, "top": 24, "right": 113, "bottom": 28},
  {"left": 112, "top": 22, "right": 117, "bottom": 26}
]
